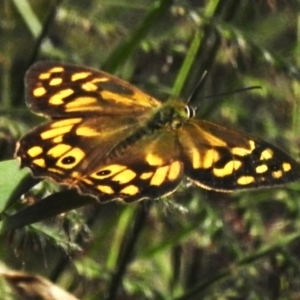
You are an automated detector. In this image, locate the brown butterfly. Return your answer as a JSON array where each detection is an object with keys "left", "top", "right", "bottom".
[{"left": 15, "top": 62, "right": 300, "bottom": 202}]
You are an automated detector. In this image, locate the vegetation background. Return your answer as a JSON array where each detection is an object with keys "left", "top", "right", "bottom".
[{"left": 1, "top": 0, "right": 300, "bottom": 299}]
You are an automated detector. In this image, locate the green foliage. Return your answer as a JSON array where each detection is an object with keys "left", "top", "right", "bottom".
[{"left": 1, "top": 0, "right": 300, "bottom": 299}]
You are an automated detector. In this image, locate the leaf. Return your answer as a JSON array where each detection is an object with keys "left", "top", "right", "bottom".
[{"left": 0, "top": 160, "right": 32, "bottom": 211}]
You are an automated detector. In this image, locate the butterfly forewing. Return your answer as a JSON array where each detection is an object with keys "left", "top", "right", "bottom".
[
  {"left": 17, "top": 115, "right": 145, "bottom": 182},
  {"left": 16, "top": 61, "right": 300, "bottom": 202},
  {"left": 179, "top": 119, "right": 300, "bottom": 191},
  {"left": 25, "top": 62, "right": 161, "bottom": 118}
]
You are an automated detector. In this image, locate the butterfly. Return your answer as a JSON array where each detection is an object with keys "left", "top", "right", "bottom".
[{"left": 15, "top": 62, "right": 300, "bottom": 203}]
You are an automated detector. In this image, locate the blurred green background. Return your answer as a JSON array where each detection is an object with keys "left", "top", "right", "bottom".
[{"left": 1, "top": 0, "right": 300, "bottom": 299}]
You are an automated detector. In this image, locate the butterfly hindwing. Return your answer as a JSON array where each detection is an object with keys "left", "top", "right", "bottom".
[
  {"left": 17, "top": 116, "right": 184, "bottom": 202},
  {"left": 80, "top": 128, "right": 184, "bottom": 202},
  {"left": 78, "top": 146, "right": 184, "bottom": 203}
]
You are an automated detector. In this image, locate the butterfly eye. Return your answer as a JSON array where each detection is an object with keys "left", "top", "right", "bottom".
[{"left": 185, "top": 105, "right": 196, "bottom": 118}]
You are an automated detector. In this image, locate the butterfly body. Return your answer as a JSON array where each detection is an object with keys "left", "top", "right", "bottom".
[{"left": 16, "top": 62, "right": 300, "bottom": 202}]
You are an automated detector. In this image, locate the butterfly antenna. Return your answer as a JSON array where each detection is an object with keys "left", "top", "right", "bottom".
[
  {"left": 186, "top": 70, "right": 261, "bottom": 104},
  {"left": 186, "top": 70, "right": 208, "bottom": 104},
  {"left": 199, "top": 86, "right": 262, "bottom": 101}
]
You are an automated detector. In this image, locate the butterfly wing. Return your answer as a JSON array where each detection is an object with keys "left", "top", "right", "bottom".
[
  {"left": 16, "top": 116, "right": 141, "bottom": 178},
  {"left": 178, "top": 119, "right": 300, "bottom": 191},
  {"left": 17, "top": 121, "right": 184, "bottom": 202},
  {"left": 25, "top": 62, "right": 161, "bottom": 118},
  {"left": 78, "top": 128, "right": 184, "bottom": 202},
  {"left": 17, "top": 62, "right": 177, "bottom": 202}
]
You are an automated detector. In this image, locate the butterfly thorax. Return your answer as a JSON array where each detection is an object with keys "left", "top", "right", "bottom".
[
  {"left": 103, "top": 100, "right": 189, "bottom": 160},
  {"left": 149, "top": 100, "right": 191, "bottom": 130}
]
